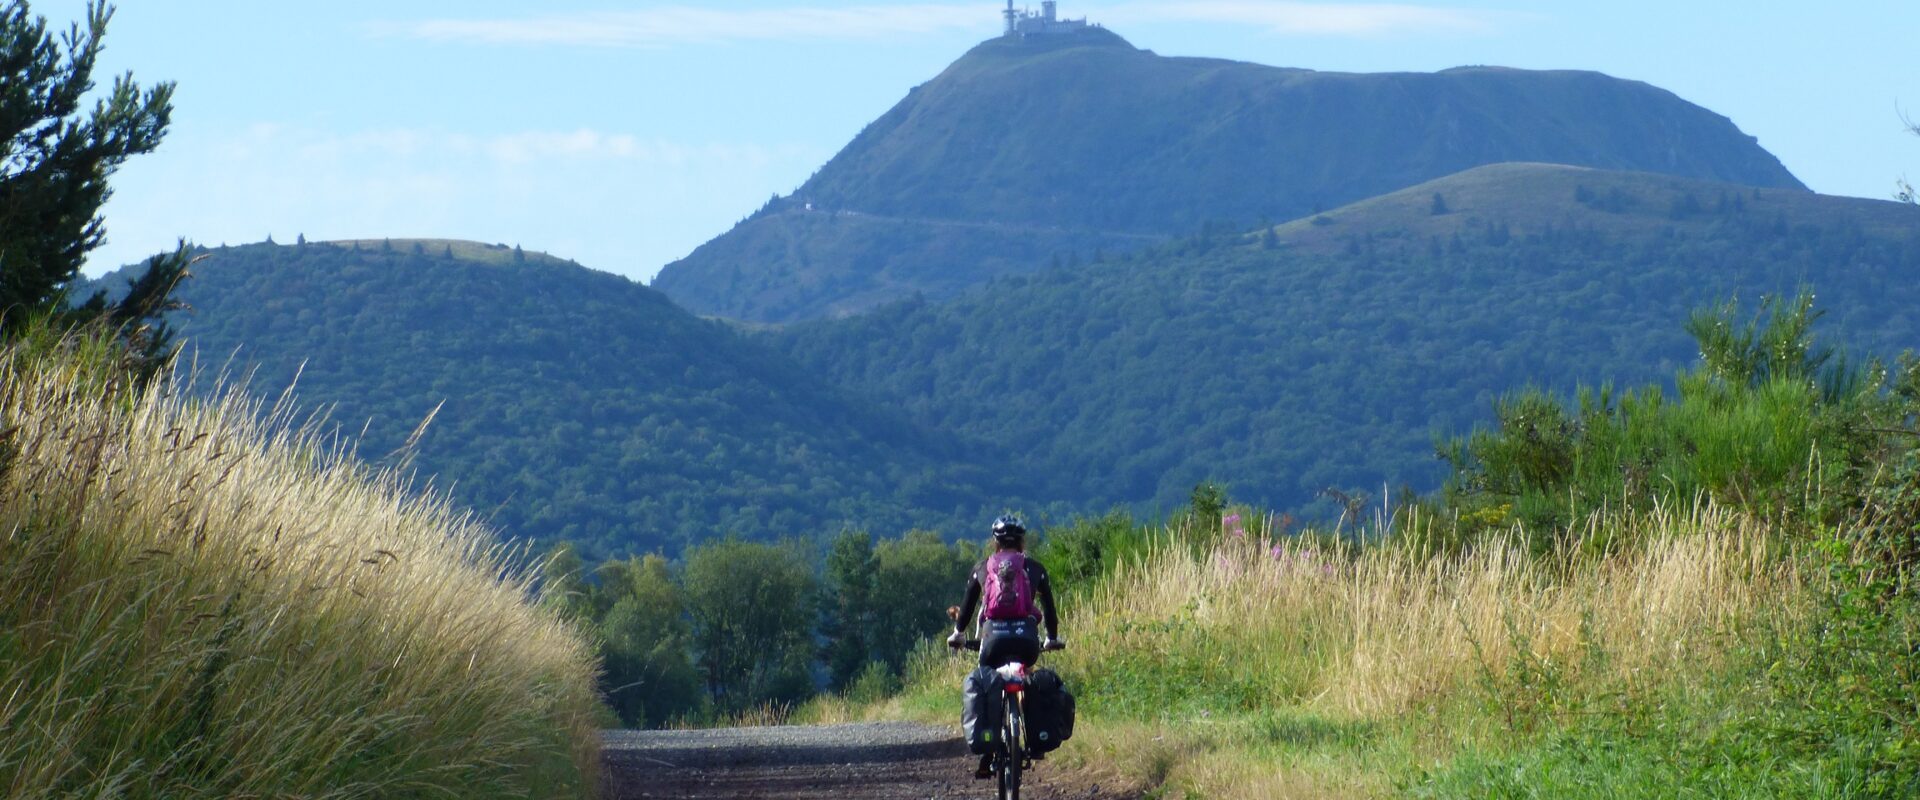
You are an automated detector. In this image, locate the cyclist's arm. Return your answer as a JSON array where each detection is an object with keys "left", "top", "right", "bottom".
[
  {"left": 1032, "top": 561, "right": 1060, "bottom": 641},
  {"left": 954, "top": 568, "right": 983, "bottom": 633}
]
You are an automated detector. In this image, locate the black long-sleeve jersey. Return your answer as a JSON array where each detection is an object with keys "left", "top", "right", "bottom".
[{"left": 955, "top": 553, "right": 1060, "bottom": 640}]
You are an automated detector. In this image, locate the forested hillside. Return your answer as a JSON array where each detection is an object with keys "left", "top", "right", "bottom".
[
  {"left": 655, "top": 28, "right": 1805, "bottom": 322},
  {"left": 137, "top": 241, "right": 1037, "bottom": 556},
  {"left": 124, "top": 165, "right": 1919, "bottom": 556},
  {"left": 775, "top": 166, "right": 1920, "bottom": 517}
]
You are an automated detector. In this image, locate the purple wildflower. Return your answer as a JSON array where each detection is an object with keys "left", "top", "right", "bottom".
[{"left": 1222, "top": 512, "right": 1245, "bottom": 539}]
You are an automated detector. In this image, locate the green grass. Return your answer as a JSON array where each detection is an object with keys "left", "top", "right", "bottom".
[{"left": 1410, "top": 607, "right": 1918, "bottom": 800}]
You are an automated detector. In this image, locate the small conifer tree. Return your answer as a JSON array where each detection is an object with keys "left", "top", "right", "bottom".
[
  {"left": 0, "top": 0, "right": 177, "bottom": 333},
  {"left": 0, "top": 1, "right": 187, "bottom": 380}
]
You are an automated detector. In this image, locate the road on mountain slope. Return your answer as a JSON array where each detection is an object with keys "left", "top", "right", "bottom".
[
  {"left": 600, "top": 722, "right": 1132, "bottom": 800},
  {"left": 808, "top": 206, "right": 1165, "bottom": 242}
]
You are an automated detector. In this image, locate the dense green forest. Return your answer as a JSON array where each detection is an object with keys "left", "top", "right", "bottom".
[
  {"left": 132, "top": 240, "right": 1040, "bottom": 557},
  {"left": 656, "top": 28, "right": 1802, "bottom": 322},
  {"left": 113, "top": 165, "right": 1920, "bottom": 557},
  {"left": 775, "top": 166, "right": 1920, "bottom": 519},
  {"left": 544, "top": 529, "right": 981, "bottom": 727}
]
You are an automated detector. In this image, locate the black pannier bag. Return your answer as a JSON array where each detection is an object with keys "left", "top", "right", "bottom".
[
  {"left": 962, "top": 665, "right": 1005, "bottom": 755},
  {"left": 1023, "top": 668, "right": 1075, "bottom": 754}
]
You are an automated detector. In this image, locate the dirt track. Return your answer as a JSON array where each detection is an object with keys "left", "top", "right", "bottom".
[{"left": 600, "top": 722, "right": 1130, "bottom": 800}]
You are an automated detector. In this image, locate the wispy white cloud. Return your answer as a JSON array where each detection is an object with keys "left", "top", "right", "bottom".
[
  {"left": 1105, "top": 2, "right": 1504, "bottom": 36},
  {"left": 372, "top": 2, "right": 1504, "bottom": 48},
  {"left": 280, "top": 125, "right": 811, "bottom": 168},
  {"left": 83, "top": 122, "right": 826, "bottom": 280},
  {"left": 371, "top": 5, "right": 988, "bottom": 48}
]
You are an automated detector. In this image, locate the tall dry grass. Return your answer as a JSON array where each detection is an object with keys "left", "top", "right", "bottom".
[
  {"left": 1066, "top": 505, "right": 1801, "bottom": 718},
  {"left": 898, "top": 504, "right": 1809, "bottom": 798},
  {"left": 0, "top": 334, "right": 601, "bottom": 798}
]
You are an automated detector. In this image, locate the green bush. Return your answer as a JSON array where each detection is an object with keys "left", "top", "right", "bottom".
[
  {"left": 1030, "top": 509, "right": 1148, "bottom": 589},
  {"left": 845, "top": 661, "right": 903, "bottom": 706},
  {"left": 1440, "top": 292, "right": 1911, "bottom": 544}
]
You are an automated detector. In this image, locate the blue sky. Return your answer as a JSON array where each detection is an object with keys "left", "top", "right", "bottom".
[{"left": 46, "top": 1, "right": 1920, "bottom": 282}]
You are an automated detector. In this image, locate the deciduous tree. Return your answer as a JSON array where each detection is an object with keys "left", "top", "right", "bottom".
[
  {"left": 682, "top": 539, "right": 817, "bottom": 711},
  {"left": 598, "top": 554, "right": 701, "bottom": 727}
]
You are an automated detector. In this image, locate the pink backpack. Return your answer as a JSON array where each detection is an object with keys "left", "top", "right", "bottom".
[{"left": 982, "top": 552, "right": 1036, "bottom": 621}]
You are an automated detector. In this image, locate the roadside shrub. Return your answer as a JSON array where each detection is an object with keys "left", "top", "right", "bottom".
[
  {"left": 1030, "top": 508, "right": 1145, "bottom": 588},
  {"left": 1763, "top": 452, "right": 1920, "bottom": 795},
  {"left": 1440, "top": 292, "right": 1909, "bottom": 544}
]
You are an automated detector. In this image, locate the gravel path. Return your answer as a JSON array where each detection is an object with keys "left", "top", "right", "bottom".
[{"left": 600, "top": 722, "right": 1129, "bottom": 799}]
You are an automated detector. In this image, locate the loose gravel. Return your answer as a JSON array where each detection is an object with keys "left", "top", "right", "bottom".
[{"left": 599, "top": 722, "right": 1128, "bottom": 800}]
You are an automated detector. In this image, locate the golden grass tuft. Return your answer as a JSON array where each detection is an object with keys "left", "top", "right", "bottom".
[
  {"left": 0, "top": 335, "right": 601, "bottom": 798},
  {"left": 1074, "top": 505, "right": 1800, "bottom": 718},
  {"left": 899, "top": 504, "right": 1809, "bottom": 798}
]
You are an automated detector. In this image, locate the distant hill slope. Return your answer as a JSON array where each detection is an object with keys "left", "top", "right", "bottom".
[
  {"left": 656, "top": 29, "right": 1805, "bottom": 323},
  {"left": 774, "top": 167, "right": 1920, "bottom": 516},
  {"left": 1273, "top": 162, "right": 1914, "bottom": 250},
  {"left": 140, "top": 241, "right": 1031, "bottom": 556}
]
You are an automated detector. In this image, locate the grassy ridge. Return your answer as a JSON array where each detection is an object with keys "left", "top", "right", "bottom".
[{"left": 0, "top": 331, "right": 601, "bottom": 798}]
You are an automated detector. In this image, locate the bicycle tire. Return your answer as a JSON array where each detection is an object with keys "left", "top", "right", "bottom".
[
  {"left": 996, "top": 742, "right": 1009, "bottom": 800},
  {"left": 1005, "top": 697, "right": 1023, "bottom": 800}
]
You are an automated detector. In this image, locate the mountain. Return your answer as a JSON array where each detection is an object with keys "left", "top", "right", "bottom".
[
  {"left": 133, "top": 240, "right": 1035, "bottom": 556},
  {"left": 772, "top": 166, "right": 1920, "bottom": 517},
  {"left": 655, "top": 28, "right": 1805, "bottom": 323}
]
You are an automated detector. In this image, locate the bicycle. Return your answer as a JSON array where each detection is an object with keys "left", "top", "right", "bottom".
[{"left": 960, "top": 637, "right": 1064, "bottom": 800}]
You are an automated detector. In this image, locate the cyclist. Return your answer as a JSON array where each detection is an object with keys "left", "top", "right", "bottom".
[{"left": 946, "top": 514, "right": 1064, "bottom": 779}]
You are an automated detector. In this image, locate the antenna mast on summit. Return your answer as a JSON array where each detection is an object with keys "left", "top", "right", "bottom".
[{"left": 1001, "top": 1, "right": 1094, "bottom": 38}]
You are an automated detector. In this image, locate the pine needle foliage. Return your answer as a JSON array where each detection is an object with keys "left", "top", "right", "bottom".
[
  {"left": 1438, "top": 291, "right": 1916, "bottom": 541},
  {"left": 1, "top": 1, "right": 190, "bottom": 382}
]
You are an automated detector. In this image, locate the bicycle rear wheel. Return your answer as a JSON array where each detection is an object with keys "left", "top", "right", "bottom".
[
  {"left": 1003, "top": 701, "right": 1023, "bottom": 800},
  {"left": 996, "top": 745, "right": 1010, "bottom": 800}
]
